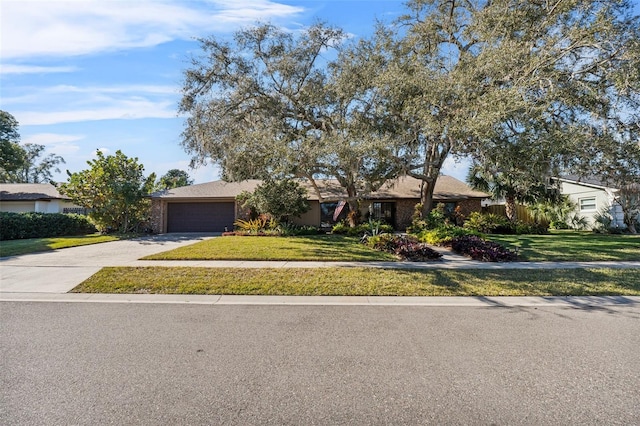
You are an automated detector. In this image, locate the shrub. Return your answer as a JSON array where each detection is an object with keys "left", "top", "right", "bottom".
[
  {"left": 331, "top": 222, "right": 350, "bottom": 234},
  {"left": 237, "top": 179, "right": 310, "bottom": 223},
  {"left": 450, "top": 235, "right": 517, "bottom": 262},
  {"left": 364, "top": 233, "right": 442, "bottom": 261},
  {"left": 233, "top": 215, "right": 278, "bottom": 234},
  {"left": 514, "top": 221, "right": 548, "bottom": 235},
  {"left": 230, "top": 217, "right": 320, "bottom": 237},
  {"left": 464, "top": 212, "right": 512, "bottom": 234},
  {"left": 332, "top": 221, "right": 393, "bottom": 236},
  {"left": 0, "top": 212, "right": 97, "bottom": 241},
  {"left": 592, "top": 207, "right": 627, "bottom": 234},
  {"left": 275, "top": 222, "right": 321, "bottom": 236},
  {"left": 407, "top": 203, "right": 449, "bottom": 233},
  {"left": 415, "top": 225, "right": 484, "bottom": 246},
  {"left": 464, "top": 212, "right": 548, "bottom": 235}
]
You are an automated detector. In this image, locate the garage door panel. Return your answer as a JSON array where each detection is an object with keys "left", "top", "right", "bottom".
[{"left": 167, "top": 202, "right": 235, "bottom": 233}]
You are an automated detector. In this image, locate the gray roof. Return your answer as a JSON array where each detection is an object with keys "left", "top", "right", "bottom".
[
  {"left": 152, "top": 175, "right": 488, "bottom": 201},
  {"left": 151, "top": 180, "right": 263, "bottom": 200},
  {"left": 0, "top": 183, "right": 69, "bottom": 201},
  {"left": 374, "top": 175, "right": 488, "bottom": 200}
]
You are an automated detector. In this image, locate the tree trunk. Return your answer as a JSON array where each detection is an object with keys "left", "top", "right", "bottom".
[
  {"left": 505, "top": 195, "right": 517, "bottom": 222},
  {"left": 346, "top": 184, "right": 360, "bottom": 227},
  {"left": 420, "top": 179, "right": 436, "bottom": 217},
  {"left": 624, "top": 212, "right": 637, "bottom": 234}
]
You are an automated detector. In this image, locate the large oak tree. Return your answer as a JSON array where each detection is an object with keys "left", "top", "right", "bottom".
[
  {"left": 179, "top": 23, "right": 397, "bottom": 214},
  {"left": 370, "top": 0, "right": 639, "bottom": 215}
]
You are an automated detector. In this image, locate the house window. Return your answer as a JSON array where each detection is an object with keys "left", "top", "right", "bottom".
[
  {"left": 442, "top": 202, "right": 457, "bottom": 219},
  {"left": 320, "top": 202, "right": 349, "bottom": 227},
  {"left": 371, "top": 202, "right": 395, "bottom": 225},
  {"left": 579, "top": 197, "right": 597, "bottom": 212},
  {"left": 63, "top": 207, "right": 89, "bottom": 215}
]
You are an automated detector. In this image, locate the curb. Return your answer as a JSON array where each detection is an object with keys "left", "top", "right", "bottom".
[{"left": 1, "top": 293, "right": 639, "bottom": 307}]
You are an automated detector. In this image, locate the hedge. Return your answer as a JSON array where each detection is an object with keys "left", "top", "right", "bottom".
[{"left": 0, "top": 212, "right": 97, "bottom": 241}]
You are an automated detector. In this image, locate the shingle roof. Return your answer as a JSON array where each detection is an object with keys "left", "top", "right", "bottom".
[
  {"left": 151, "top": 179, "right": 263, "bottom": 199},
  {"left": 152, "top": 175, "right": 488, "bottom": 201},
  {"left": 0, "top": 183, "right": 69, "bottom": 201},
  {"left": 374, "top": 175, "right": 488, "bottom": 200}
]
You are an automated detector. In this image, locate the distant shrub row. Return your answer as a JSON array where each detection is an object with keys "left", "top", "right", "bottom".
[{"left": 0, "top": 212, "right": 97, "bottom": 241}]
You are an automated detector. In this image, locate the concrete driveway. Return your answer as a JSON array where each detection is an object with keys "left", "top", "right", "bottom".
[{"left": 0, "top": 234, "right": 215, "bottom": 293}]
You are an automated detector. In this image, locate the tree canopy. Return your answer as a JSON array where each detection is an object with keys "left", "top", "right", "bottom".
[
  {"left": 59, "top": 150, "right": 156, "bottom": 233},
  {"left": 9, "top": 143, "right": 65, "bottom": 184},
  {"left": 155, "top": 169, "right": 193, "bottom": 191},
  {"left": 0, "top": 110, "right": 26, "bottom": 182},
  {"left": 1, "top": 110, "right": 66, "bottom": 183},
  {"left": 179, "top": 22, "right": 398, "bottom": 214},
  {"left": 367, "top": 0, "right": 640, "bottom": 214},
  {"left": 179, "top": 1, "right": 640, "bottom": 219},
  {"left": 238, "top": 178, "right": 311, "bottom": 223}
]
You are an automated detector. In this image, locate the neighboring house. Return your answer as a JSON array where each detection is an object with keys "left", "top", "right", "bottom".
[
  {"left": 0, "top": 183, "right": 84, "bottom": 214},
  {"left": 150, "top": 175, "right": 488, "bottom": 233},
  {"left": 556, "top": 176, "right": 626, "bottom": 229}
]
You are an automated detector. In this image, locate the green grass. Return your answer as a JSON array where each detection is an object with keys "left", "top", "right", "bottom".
[
  {"left": 487, "top": 231, "right": 640, "bottom": 262},
  {"left": 0, "top": 234, "right": 130, "bottom": 257},
  {"left": 72, "top": 267, "right": 640, "bottom": 296},
  {"left": 142, "top": 235, "right": 397, "bottom": 262}
]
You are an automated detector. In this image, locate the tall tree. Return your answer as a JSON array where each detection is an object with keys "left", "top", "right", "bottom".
[
  {"left": 466, "top": 123, "right": 562, "bottom": 221},
  {"left": 179, "top": 23, "right": 397, "bottom": 216},
  {"left": 467, "top": 156, "right": 557, "bottom": 223},
  {"left": 9, "top": 143, "right": 65, "bottom": 184},
  {"left": 1, "top": 111, "right": 66, "bottom": 183},
  {"left": 370, "top": 0, "right": 640, "bottom": 215},
  {"left": 155, "top": 169, "right": 193, "bottom": 191},
  {"left": 0, "top": 110, "right": 26, "bottom": 182},
  {"left": 59, "top": 150, "right": 156, "bottom": 233}
]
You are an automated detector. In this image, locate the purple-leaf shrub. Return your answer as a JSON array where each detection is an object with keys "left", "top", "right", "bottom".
[
  {"left": 450, "top": 235, "right": 517, "bottom": 262},
  {"left": 366, "top": 234, "right": 442, "bottom": 261}
]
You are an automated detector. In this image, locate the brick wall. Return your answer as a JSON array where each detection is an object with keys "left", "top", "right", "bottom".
[
  {"left": 455, "top": 198, "right": 483, "bottom": 220},
  {"left": 395, "top": 199, "right": 420, "bottom": 231},
  {"left": 150, "top": 199, "right": 165, "bottom": 234}
]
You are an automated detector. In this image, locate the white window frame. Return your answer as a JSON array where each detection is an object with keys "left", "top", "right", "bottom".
[{"left": 579, "top": 197, "right": 597, "bottom": 212}]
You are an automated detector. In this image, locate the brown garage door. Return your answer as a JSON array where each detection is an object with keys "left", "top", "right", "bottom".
[{"left": 167, "top": 202, "right": 235, "bottom": 233}]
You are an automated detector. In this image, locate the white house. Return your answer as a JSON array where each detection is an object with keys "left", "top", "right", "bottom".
[
  {"left": 556, "top": 176, "right": 626, "bottom": 229},
  {"left": 0, "top": 183, "right": 83, "bottom": 214}
]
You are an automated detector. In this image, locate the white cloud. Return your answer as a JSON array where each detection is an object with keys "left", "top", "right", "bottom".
[
  {"left": 16, "top": 100, "right": 177, "bottom": 126},
  {"left": 21, "top": 133, "right": 84, "bottom": 156},
  {"left": 6, "top": 83, "right": 180, "bottom": 125},
  {"left": 2, "top": 84, "right": 179, "bottom": 106},
  {"left": 0, "top": 64, "right": 79, "bottom": 75},
  {"left": 1, "top": 0, "right": 304, "bottom": 60}
]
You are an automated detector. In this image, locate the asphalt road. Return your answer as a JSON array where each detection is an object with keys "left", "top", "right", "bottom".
[{"left": 2, "top": 302, "right": 639, "bottom": 425}]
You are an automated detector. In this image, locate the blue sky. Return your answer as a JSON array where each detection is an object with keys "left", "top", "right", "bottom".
[{"left": 1, "top": 0, "right": 474, "bottom": 184}]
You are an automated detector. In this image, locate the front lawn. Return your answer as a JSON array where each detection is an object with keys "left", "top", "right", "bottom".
[
  {"left": 73, "top": 267, "right": 640, "bottom": 296},
  {"left": 487, "top": 231, "right": 640, "bottom": 262},
  {"left": 142, "top": 235, "right": 397, "bottom": 262},
  {"left": 0, "top": 234, "right": 129, "bottom": 257}
]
